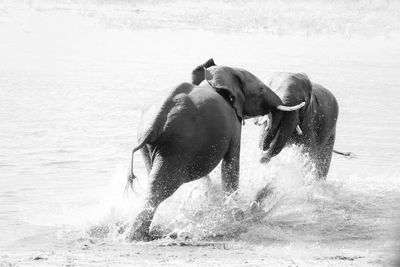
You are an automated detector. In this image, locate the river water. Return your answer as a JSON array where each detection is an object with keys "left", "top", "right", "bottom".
[{"left": 1, "top": 3, "right": 399, "bottom": 265}]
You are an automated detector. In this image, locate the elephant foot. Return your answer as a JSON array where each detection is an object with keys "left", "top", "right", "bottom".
[
  {"left": 259, "top": 155, "right": 271, "bottom": 164},
  {"left": 259, "top": 151, "right": 271, "bottom": 164},
  {"left": 127, "top": 226, "right": 166, "bottom": 241},
  {"left": 126, "top": 220, "right": 152, "bottom": 241},
  {"left": 126, "top": 209, "right": 154, "bottom": 242},
  {"left": 126, "top": 229, "right": 152, "bottom": 242}
]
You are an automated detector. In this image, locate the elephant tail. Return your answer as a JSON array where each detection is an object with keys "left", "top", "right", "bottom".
[
  {"left": 124, "top": 83, "right": 194, "bottom": 196},
  {"left": 333, "top": 149, "right": 356, "bottom": 159},
  {"left": 124, "top": 144, "right": 143, "bottom": 195}
]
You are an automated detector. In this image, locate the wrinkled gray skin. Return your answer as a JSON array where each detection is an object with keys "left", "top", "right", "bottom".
[
  {"left": 258, "top": 72, "right": 339, "bottom": 179},
  {"left": 126, "top": 63, "right": 291, "bottom": 241}
]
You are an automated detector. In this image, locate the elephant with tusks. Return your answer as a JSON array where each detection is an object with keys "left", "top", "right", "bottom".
[
  {"left": 192, "top": 59, "right": 353, "bottom": 181},
  {"left": 125, "top": 62, "right": 303, "bottom": 241},
  {"left": 256, "top": 72, "right": 354, "bottom": 179}
]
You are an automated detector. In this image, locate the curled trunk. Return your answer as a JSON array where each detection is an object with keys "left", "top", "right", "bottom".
[{"left": 259, "top": 111, "right": 299, "bottom": 162}]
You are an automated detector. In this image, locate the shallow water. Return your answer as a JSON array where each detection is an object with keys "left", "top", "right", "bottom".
[{"left": 1, "top": 2, "right": 400, "bottom": 264}]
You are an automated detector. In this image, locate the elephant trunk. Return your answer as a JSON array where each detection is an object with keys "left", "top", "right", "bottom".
[
  {"left": 259, "top": 111, "right": 298, "bottom": 163},
  {"left": 258, "top": 112, "right": 281, "bottom": 150}
]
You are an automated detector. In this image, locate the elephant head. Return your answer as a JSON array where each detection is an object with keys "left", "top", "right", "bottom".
[
  {"left": 203, "top": 66, "right": 305, "bottom": 122},
  {"left": 257, "top": 73, "right": 311, "bottom": 162}
]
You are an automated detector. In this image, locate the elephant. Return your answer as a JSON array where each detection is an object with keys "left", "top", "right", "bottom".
[
  {"left": 192, "top": 60, "right": 353, "bottom": 179},
  {"left": 126, "top": 62, "right": 304, "bottom": 241},
  {"left": 256, "top": 72, "right": 350, "bottom": 179}
]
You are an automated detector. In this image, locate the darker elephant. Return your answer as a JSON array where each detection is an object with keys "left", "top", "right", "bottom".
[
  {"left": 257, "top": 72, "right": 348, "bottom": 179},
  {"left": 126, "top": 63, "right": 304, "bottom": 241}
]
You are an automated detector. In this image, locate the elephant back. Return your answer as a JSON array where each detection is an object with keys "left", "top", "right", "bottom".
[{"left": 137, "top": 82, "right": 195, "bottom": 145}]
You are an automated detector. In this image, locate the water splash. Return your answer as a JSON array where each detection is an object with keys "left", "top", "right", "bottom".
[
  {"left": 83, "top": 145, "right": 396, "bottom": 244},
  {"left": 22, "top": 144, "right": 397, "bottom": 251}
]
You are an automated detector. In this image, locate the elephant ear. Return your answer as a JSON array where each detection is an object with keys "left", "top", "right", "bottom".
[
  {"left": 191, "top": 58, "right": 216, "bottom": 85},
  {"left": 205, "top": 66, "right": 245, "bottom": 121},
  {"left": 295, "top": 73, "right": 312, "bottom": 106}
]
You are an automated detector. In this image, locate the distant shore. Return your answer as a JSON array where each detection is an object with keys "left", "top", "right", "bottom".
[{"left": 1, "top": 0, "right": 399, "bottom": 37}]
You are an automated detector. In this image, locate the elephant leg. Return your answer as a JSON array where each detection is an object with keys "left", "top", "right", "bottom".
[
  {"left": 140, "top": 145, "right": 152, "bottom": 174},
  {"left": 316, "top": 134, "right": 335, "bottom": 180},
  {"left": 127, "top": 161, "right": 185, "bottom": 241},
  {"left": 221, "top": 138, "right": 240, "bottom": 193},
  {"left": 127, "top": 203, "right": 156, "bottom": 241}
]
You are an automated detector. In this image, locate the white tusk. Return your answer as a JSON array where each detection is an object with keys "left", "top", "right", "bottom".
[
  {"left": 276, "top": 102, "right": 305, "bottom": 111},
  {"left": 295, "top": 125, "right": 303, "bottom": 135},
  {"left": 254, "top": 115, "right": 269, "bottom": 126}
]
